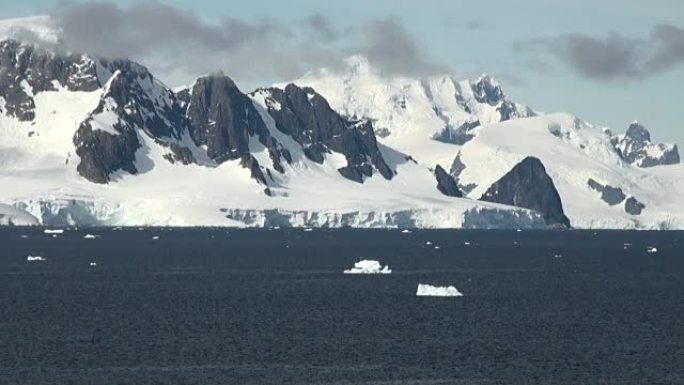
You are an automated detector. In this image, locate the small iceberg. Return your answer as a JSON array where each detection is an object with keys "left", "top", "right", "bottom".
[
  {"left": 344, "top": 260, "right": 392, "bottom": 274},
  {"left": 44, "top": 229, "right": 64, "bottom": 235},
  {"left": 303, "top": 228, "right": 314, "bottom": 232},
  {"left": 401, "top": 229, "right": 412, "bottom": 234},
  {"left": 152, "top": 236, "right": 160, "bottom": 240},
  {"left": 27, "top": 255, "right": 46, "bottom": 262},
  {"left": 89, "top": 262, "right": 97, "bottom": 267},
  {"left": 647, "top": 246, "right": 658, "bottom": 254},
  {"left": 83, "top": 234, "right": 100, "bottom": 239},
  {"left": 416, "top": 284, "right": 463, "bottom": 297}
]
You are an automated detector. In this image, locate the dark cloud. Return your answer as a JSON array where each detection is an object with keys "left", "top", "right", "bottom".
[
  {"left": 44, "top": 2, "right": 447, "bottom": 87},
  {"left": 359, "top": 17, "right": 447, "bottom": 76},
  {"left": 305, "top": 14, "right": 340, "bottom": 41},
  {"left": 515, "top": 25, "right": 684, "bottom": 81}
]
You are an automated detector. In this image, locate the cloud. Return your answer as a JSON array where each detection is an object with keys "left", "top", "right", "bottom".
[
  {"left": 44, "top": 1, "right": 446, "bottom": 88},
  {"left": 305, "top": 14, "right": 340, "bottom": 41},
  {"left": 359, "top": 17, "right": 447, "bottom": 76},
  {"left": 514, "top": 25, "right": 684, "bottom": 81}
]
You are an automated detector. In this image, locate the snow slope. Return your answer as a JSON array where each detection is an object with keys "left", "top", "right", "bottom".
[{"left": 454, "top": 113, "right": 684, "bottom": 229}]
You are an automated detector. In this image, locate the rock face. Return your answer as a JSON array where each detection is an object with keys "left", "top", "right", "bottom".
[
  {"left": 185, "top": 75, "right": 270, "bottom": 163},
  {"left": 255, "top": 84, "right": 394, "bottom": 183},
  {"left": 480, "top": 157, "right": 571, "bottom": 227},
  {"left": 615, "top": 122, "right": 680, "bottom": 168},
  {"left": 434, "top": 165, "right": 462, "bottom": 197}
]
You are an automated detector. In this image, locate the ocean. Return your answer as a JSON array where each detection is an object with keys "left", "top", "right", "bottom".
[{"left": 1, "top": 228, "right": 683, "bottom": 384}]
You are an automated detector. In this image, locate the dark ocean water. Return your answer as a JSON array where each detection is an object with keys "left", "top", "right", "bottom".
[{"left": 1, "top": 228, "right": 683, "bottom": 385}]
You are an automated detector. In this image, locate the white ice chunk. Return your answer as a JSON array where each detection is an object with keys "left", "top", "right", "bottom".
[
  {"left": 343, "top": 260, "right": 392, "bottom": 274},
  {"left": 83, "top": 234, "right": 99, "bottom": 239},
  {"left": 647, "top": 246, "right": 658, "bottom": 254},
  {"left": 27, "top": 255, "right": 46, "bottom": 262},
  {"left": 416, "top": 284, "right": 463, "bottom": 297},
  {"left": 44, "top": 229, "right": 64, "bottom": 234}
]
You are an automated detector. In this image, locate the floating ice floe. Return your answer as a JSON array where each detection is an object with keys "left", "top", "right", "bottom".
[
  {"left": 27, "top": 255, "right": 46, "bottom": 262},
  {"left": 401, "top": 229, "right": 412, "bottom": 234},
  {"left": 89, "top": 262, "right": 97, "bottom": 267},
  {"left": 20, "top": 235, "right": 28, "bottom": 239},
  {"left": 416, "top": 284, "right": 463, "bottom": 297},
  {"left": 44, "top": 229, "right": 64, "bottom": 234},
  {"left": 434, "top": 246, "right": 440, "bottom": 250},
  {"left": 83, "top": 234, "right": 99, "bottom": 239},
  {"left": 152, "top": 236, "right": 160, "bottom": 240},
  {"left": 344, "top": 260, "right": 392, "bottom": 274},
  {"left": 464, "top": 242, "right": 471, "bottom": 246},
  {"left": 425, "top": 241, "right": 433, "bottom": 246},
  {"left": 303, "top": 228, "right": 314, "bottom": 232},
  {"left": 647, "top": 247, "right": 658, "bottom": 254},
  {"left": 554, "top": 254, "right": 563, "bottom": 259}
]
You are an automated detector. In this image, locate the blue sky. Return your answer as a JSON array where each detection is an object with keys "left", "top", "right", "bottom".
[{"left": 5, "top": 0, "right": 684, "bottom": 144}]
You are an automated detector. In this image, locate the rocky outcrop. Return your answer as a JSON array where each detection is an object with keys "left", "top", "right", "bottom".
[
  {"left": 434, "top": 165, "right": 462, "bottom": 197},
  {"left": 587, "top": 178, "right": 627, "bottom": 206},
  {"left": 256, "top": 84, "right": 393, "bottom": 183},
  {"left": 480, "top": 157, "right": 570, "bottom": 227},
  {"left": 625, "top": 197, "right": 646, "bottom": 216},
  {"left": 615, "top": 122, "right": 680, "bottom": 168},
  {"left": 470, "top": 75, "right": 531, "bottom": 122}
]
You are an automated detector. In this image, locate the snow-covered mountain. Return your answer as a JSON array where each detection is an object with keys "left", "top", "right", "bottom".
[
  {"left": 0, "top": 24, "right": 543, "bottom": 228},
  {"left": 1, "top": 16, "right": 682, "bottom": 229},
  {"left": 295, "top": 58, "right": 684, "bottom": 230}
]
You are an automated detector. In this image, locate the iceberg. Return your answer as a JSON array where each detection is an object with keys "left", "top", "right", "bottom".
[
  {"left": 416, "top": 284, "right": 463, "bottom": 297},
  {"left": 83, "top": 234, "right": 99, "bottom": 239},
  {"left": 44, "top": 229, "right": 64, "bottom": 234},
  {"left": 343, "top": 260, "right": 392, "bottom": 274},
  {"left": 27, "top": 255, "right": 46, "bottom": 262},
  {"left": 647, "top": 246, "right": 658, "bottom": 254}
]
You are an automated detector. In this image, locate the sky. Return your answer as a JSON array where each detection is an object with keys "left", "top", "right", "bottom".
[{"left": 3, "top": 0, "right": 684, "bottom": 145}]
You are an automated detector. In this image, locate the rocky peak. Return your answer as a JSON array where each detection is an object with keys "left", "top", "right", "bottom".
[
  {"left": 615, "top": 122, "right": 680, "bottom": 168},
  {"left": 471, "top": 74, "right": 504, "bottom": 106},
  {"left": 480, "top": 157, "right": 571, "bottom": 228},
  {"left": 185, "top": 74, "right": 271, "bottom": 163},
  {"left": 625, "top": 122, "right": 651, "bottom": 143}
]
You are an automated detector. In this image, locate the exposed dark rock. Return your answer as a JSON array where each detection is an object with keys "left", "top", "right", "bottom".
[
  {"left": 471, "top": 75, "right": 504, "bottom": 106},
  {"left": 615, "top": 122, "right": 680, "bottom": 168},
  {"left": 186, "top": 75, "right": 271, "bottom": 163},
  {"left": 73, "top": 72, "right": 142, "bottom": 183},
  {"left": 480, "top": 157, "right": 570, "bottom": 227},
  {"left": 0, "top": 39, "right": 103, "bottom": 121},
  {"left": 587, "top": 178, "right": 626, "bottom": 206},
  {"left": 449, "top": 153, "right": 477, "bottom": 195},
  {"left": 434, "top": 165, "right": 463, "bottom": 197},
  {"left": 164, "top": 143, "right": 195, "bottom": 165},
  {"left": 433, "top": 120, "right": 479, "bottom": 145},
  {"left": 257, "top": 84, "right": 393, "bottom": 183},
  {"left": 240, "top": 154, "right": 268, "bottom": 185},
  {"left": 625, "top": 197, "right": 646, "bottom": 215},
  {"left": 74, "top": 127, "right": 140, "bottom": 184}
]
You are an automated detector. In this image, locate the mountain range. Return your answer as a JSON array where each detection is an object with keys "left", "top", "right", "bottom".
[{"left": 1, "top": 16, "right": 682, "bottom": 229}]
